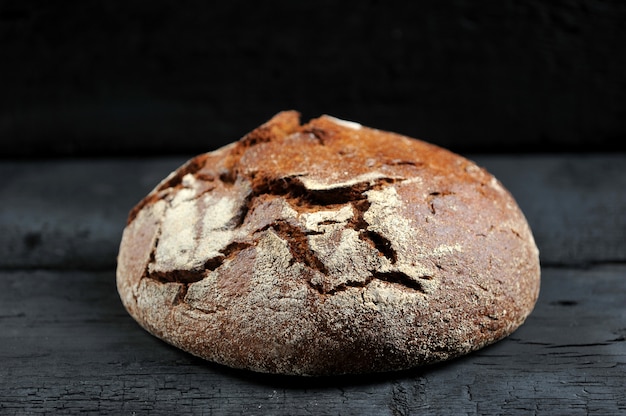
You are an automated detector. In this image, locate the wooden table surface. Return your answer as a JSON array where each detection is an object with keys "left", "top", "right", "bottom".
[{"left": 1, "top": 154, "right": 625, "bottom": 415}]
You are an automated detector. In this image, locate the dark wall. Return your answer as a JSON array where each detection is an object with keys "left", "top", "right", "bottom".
[{"left": 2, "top": 0, "right": 625, "bottom": 157}]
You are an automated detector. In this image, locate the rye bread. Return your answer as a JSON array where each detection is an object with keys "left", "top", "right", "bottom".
[{"left": 116, "top": 111, "right": 540, "bottom": 376}]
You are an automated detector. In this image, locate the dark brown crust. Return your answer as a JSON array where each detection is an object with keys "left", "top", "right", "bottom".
[{"left": 116, "top": 111, "right": 541, "bottom": 376}]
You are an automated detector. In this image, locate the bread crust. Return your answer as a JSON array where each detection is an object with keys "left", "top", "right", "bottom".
[{"left": 117, "top": 111, "right": 540, "bottom": 375}]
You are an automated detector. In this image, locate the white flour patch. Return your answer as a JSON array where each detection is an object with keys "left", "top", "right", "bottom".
[
  {"left": 202, "top": 194, "right": 238, "bottom": 230},
  {"left": 323, "top": 115, "right": 362, "bottom": 130},
  {"left": 181, "top": 173, "right": 196, "bottom": 188},
  {"left": 300, "top": 171, "right": 390, "bottom": 191},
  {"left": 364, "top": 186, "right": 414, "bottom": 257},
  {"left": 152, "top": 194, "right": 242, "bottom": 273},
  {"left": 301, "top": 205, "right": 354, "bottom": 233},
  {"left": 432, "top": 244, "right": 464, "bottom": 256},
  {"left": 153, "top": 198, "right": 199, "bottom": 271},
  {"left": 309, "top": 228, "right": 382, "bottom": 288}
]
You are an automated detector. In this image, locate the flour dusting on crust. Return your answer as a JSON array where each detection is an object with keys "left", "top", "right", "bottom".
[{"left": 116, "top": 111, "right": 541, "bottom": 376}]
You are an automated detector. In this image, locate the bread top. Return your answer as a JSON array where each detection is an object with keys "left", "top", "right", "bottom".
[{"left": 117, "top": 111, "right": 540, "bottom": 375}]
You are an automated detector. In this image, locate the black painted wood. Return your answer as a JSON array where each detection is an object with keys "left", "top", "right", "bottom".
[
  {"left": 1, "top": 266, "right": 624, "bottom": 415},
  {"left": 1, "top": 154, "right": 625, "bottom": 414}
]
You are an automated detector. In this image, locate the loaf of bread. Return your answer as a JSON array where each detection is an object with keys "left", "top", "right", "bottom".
[{"left": 116, "top": 111, "right": 540, "bottom": 375}]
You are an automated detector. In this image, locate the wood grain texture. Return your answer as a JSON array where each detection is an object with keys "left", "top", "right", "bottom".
[{"left": 0, "top": 266, "right": 624, "bottom": 415}]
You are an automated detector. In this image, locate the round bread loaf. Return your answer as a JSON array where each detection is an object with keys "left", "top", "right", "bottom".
[{"left": 117, "top": 111, "right": 540, "bottom": 376}]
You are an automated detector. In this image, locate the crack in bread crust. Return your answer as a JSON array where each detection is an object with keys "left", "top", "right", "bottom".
[
  {"left": 134, "top": 114, "right": 441, "bottom": 299},
  {"left": 141, "top": 164, "right": 428, "bottom": 296},
  {"left": 133, "top": 112, "right": 522, "bottom": 299}
]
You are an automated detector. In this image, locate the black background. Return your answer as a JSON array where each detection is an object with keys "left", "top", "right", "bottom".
[{"left": 2, "top": 0, "right": 625, "bottom": 158}]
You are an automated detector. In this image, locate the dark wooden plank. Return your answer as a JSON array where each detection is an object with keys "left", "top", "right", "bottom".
[
  {"left": 0, "top": 158, "right": 186, "bottom": 270},
  {"left": 1, "top": 155, "right": 625, "bottom": 270},
  {"left": 1, "top": 266, "right": 624, "bottom": 415},
  {"left": 471, "top": 154, "right": 626, "bottom": 266}
]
